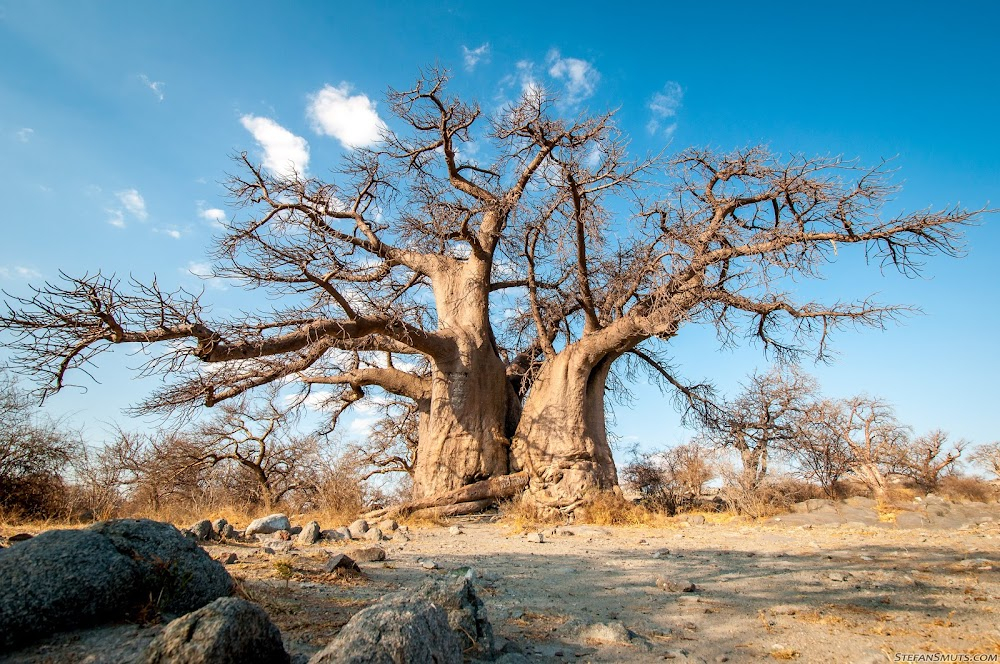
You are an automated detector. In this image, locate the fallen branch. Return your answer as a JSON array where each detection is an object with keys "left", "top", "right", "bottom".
[
  {"left": 407, "top": 499, "right": 495, "bottom": 520},
  {"left": 364, "top": 472, "right": 529, "bottom": 520}
]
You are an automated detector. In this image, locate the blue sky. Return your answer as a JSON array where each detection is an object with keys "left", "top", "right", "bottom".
[{"left": 1, "top": 1, "right": 998, "bottom": 454}]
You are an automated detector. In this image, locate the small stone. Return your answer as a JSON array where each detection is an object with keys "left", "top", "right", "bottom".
[
  {"left": 828, "top": 571, "right": 850, "bottom": 582},
  {"left": 346, "top": 546, "right": 386, "bottom": 562},
  {"left": 211, "top": 518, "right": 228, "bottom": 535},
  {"left": 364, "top": 527, "right": 385, "bottom": 542},
  {"left": 449, "top": 525, "right": 463, "bottom": 536},
  {"left": 526, "top": 532, "right": 545, "bottom": 543},
  {"left": 378, "top": 519, "right": 399, "bottom": 532},
  {"left": 320, "top": 529, "right": 346, "bottom": 542},
  {"left": 652, "top": 548, "right": 670, "bottom": 558},
  {"left": 219, "top": 524, "right": 236, "bottom": 540},
  {"left": 244, "top": 514, "right": 291, "bottom": 537},
  {"left": 288, "top": 525, "right": 302, "bottom": 535},
  {"left": 349, "top": 519, "right": 370, "bottom": 536},
  {"left": 324, "top": 553, "right": 361, "bottom": 574},
  {"left": 297, "top": 520, "right": 321, "bottom": 545},
  {"left": 217, "top": 552, "right": 238, "bottom": 565},
  {"left": 274, "top": 530, "right": 291, "bottom": 541},
  {"left": 262, "top": 547, "right": 276, "bottom": 555},
  {"left": 656, "top": 576, "right": 697, "bottom": 592},
  {"left": 420, "top": 559, "right": 440, "bottom": 570},
  {"left": 685, "top": 515, "right": 706, "bottom": 525},
  {"left": 188, "top": 519, "right": 215, "bottom": 541}
]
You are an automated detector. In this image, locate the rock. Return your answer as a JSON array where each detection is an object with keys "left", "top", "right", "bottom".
[
  {"left": 656, "top": 576, "right": 697, "bottom": 592},
  {"left": 212, "top": 518, "right": 228, "bottom": 535},
  {"left": 652, "top": 548, "right": 671, "bottom": 559},
  {"left": 579, "top": 621, "right": 647, "bottom": 648},
  {"left": 219, "top": 524, "right": 237, "bottom": 540},
  {"left": 378, "top": 519, "right": 399, "bottom": 532},
  {"left": 449, "top": 525, "right": 463, "bottom": 535},
  {"left": 244, "top": 514, "right": 291, "bottom": 537},
  {"left": 144, "top": 597, "right": 289, "bottom": 664},
  {"left": 320, "top": 529, "right": 347, "bottom": 542},
  {"left": 288, "top": 525, "right": 302, "bottom": 535},
  {"left": 420, "top": 559, "right": 440, "bottom": 570},
  {"left": 828, "top": 571, "right": 850, "bottom": 582},
  {"left": 218, "top": 553, "right": 238, "bottom": 565},
  {"left": 9, "top": 533, "right": 34, "bottom": 543},
  {"left": 88, "top": 519, "right": 233, "bottom": 616},
  {"left": 346, "top": 546, "right": 386, "bottom": 562},
  {"left": 0, "top": 529, "right": 142, "bottom": 650},
  {"left": 348, "top": 519, "right": 369, "bottom": 537},
  {"left": 297, "top": 521, "right": 321, "bottom": 545},
  {"left": 685, "top": 514, "right": 706, "bottom": 525},
  {"left": 364, "top": 527, "right": 385, "bottom": 542},
  {"left": 262, "top": 547, "right": 276, "bottom": 555},
  {"left": 335, "top": 526, "right": 353, "bottom": 540},
  {"left": 324, "top": 554, "right": 361, "bottom": 574},
  {"left": 526, "top": 532, "right": 545, "bottom": 543},
  {"left": 406, "top": 577, "right": 495, "bottom": 657},
  {"left": 188, "top": 519, "right": 216, "bottom": 541},
  {"left": 308, "top": 596, "right": 462, "bottom": 664}
]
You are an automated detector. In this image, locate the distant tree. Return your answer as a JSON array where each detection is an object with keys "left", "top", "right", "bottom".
[
  {"left": 789, "top": 400, "right": 853, "bottom": 498},
  {"left": 703, "top": 365, "right": 816, "bottom": 492},
  {"left": 0, "top": 370, "right": 79, "bottom": 517},
  {"left": 896, "top": 429, "right": 964, "bottom": 492},
  {"left": 812, "top": 396, "right": 908, "bottom": 500},
  {"left": 621, "top": 442, "right": 714, "bottom": 514},
  {"left": 969, "top": 441, "right": 1000, "bottom": 479}
]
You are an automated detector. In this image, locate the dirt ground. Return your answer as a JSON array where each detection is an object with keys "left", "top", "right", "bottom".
[{"left": 3, "top": 515, "right": 999, "bottom": 663}]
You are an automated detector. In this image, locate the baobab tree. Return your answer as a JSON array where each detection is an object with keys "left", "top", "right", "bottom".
[
  {"left": 0, "top": 72, "right": 982, "bottom": 513},
  {"left": 0, "top": 72, "right": 618, "bottom": 500},
  {"left": 507, "top": 146, "right": 977, "bottom": 511}
]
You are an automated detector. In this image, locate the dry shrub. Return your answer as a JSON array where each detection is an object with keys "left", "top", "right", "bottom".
[
  {"left": 936, "top": 476, "right": 999, "bottom": 503},
  {"left": 575, "top": 491, "right": 665, "bottom": 526},
  {"left": 498, "top": 496, "right": 563, "bottom": 531}
]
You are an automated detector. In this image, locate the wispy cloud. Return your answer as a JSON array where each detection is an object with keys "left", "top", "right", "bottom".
[
  {"left": 106, "top": 209, "right": 126, "bottom": 228},
  {"left": 198, "top": 205, "right": 226, "bottom": 226},
  {"left": 183, "top": 261, "right": 227, "bottom": 290},
  {"left": 0, "top": 265, "right": 42, "bottom": 280},
  {"left": 546, "top": 49, "right": 600, "bottom": 105},
  {"left": 240, "top": 115, "right": 310, "bottom": 179},
  {"left": 307, "top": 83, "right": 386, "bottom": 150},
  {"left": 139, "top": 74, "right": 165, "bottom": 101},
  {"left": 462, "top": 43, "right": 490, "bottom": 71},
  {"left": 15, "top": 128, "right": 34, "bottom": 143},
  {"left": 647, "top": 81, "right": 684, "bottom": 137},
  {"left": 116, "top": 188, "right": 148, "bottom": 220},
  {"left": 154, "top": 226, "right": 183, "bottom": 240}
]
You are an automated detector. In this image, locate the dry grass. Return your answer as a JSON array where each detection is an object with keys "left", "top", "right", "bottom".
[
  {"left": 575, "top": 492, "right": 667, "bottom": 527},
  {"left": 497, "top": 498, "right": 564, "bottom": 532}
]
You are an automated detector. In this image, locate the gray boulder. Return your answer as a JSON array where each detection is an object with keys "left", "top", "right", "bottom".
[
  {"left": 364, "top": 527, "right": 384, "bottom": 542},
  {"left": 144, "top": 597, "right": 289, "bottom": 664},
  {"left": 348, "top": 519, "right": 369, "bottom": 538},
  {"left": 377, "top": 519, "right": 398, "bottom": 532},
  {"left": 298, "top": 520, "right": 321, "bottom": 545},
  {"left": 406, "top": 577, "right": 494, "bottom": 657},
  {"left": 188, "top": 519, "right": 216, "bottom": 541},
  {"left": 0, "top": 529, "right": 142, "bottom": 650},
  {"left": 245, "top": 514, "right": 291, "bottom": 537},
  {"left": 219, "top": 523, "right": 237, "bottom": 540},
  {"left": 88, "top": 519, "right": 233, "bottom": 616},
  {"left": 346, "top": 546, "right": 386, "bottom": 562},
  {"left": 308, "top": 596, "right": 461, "bottom": 664},
  {"left": 212, "top": 518, "right": 229, "bottom": 535}
]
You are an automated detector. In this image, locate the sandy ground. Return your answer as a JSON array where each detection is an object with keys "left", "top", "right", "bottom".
[{"left": 3, "top": 517, "right": 999, "bottom": 663}]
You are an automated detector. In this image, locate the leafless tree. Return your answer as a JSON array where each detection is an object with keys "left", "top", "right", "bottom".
[
  {"left": 896, "top": 429, "right": 965, "bottom": 492},
  {"left": 788, "top": 401, "right": 853, "bottom": 498},
  {"left": 702, "top": 365, "right": 816, "bottom": 491},
  {"left": 0, "top": 370, "right": 79, "bottom": 517},
  {"left": 621, "top": 441, "right": 715, "bottom": 514},
  {"left": 810, "top": 396, "right": 908, "bottom": 499},
  {"left": 0, "top": 74, "right": 982, "bottom": 514},
  {"left": 508, "top": 144, "right": 977, "bottom": 511},
  {"left": 970, "top": 442, "right": 1000, "bottom": 479}
]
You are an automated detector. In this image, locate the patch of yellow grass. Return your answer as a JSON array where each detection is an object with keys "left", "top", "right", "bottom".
[
  {"left": 770, "top": 648, "right": 800, "bottom": 660},
  {"left": 575, "top": 492, "right": 671, "bottom": 527}
]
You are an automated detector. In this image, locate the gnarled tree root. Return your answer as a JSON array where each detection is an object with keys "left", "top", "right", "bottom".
[{"left": 364, "top": 472, "right": 529, "bottom": 521}]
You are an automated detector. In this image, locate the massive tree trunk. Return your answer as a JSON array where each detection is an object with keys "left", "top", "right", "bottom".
[
  {"left": 409, "top": 258, "right": 519, "bottom": 498},
  {"left": 510, "top": 347, "right": 619, "bottom": 512}
]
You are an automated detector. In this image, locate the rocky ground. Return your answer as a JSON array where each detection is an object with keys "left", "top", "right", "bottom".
[{"left": 2, "top": 497, "right": 999, "bottom": 663}]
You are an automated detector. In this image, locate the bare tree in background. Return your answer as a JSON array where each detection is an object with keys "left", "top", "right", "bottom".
[
  {"left": 970, "top": 442, "right": 1000, "bottom": 479},
  {"left": 621, "top": 441, "right": 715, "bottom": 514},
  {"left": 703, "top": 365, "right": 816, "bottom": 492},
  {"left": 897, "top": 429, "right": 964, "bottom": 492},
  {"left": 788, "top": 400, "right": 853, "bottom": 497}
]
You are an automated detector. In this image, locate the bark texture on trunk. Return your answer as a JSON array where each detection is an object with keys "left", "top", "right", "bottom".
[
  {"left": 410, "top": 260, "right": 518, "bottom": 498},
  {"left": 510, "top": 349, "right": 619, "bottom": 512}
]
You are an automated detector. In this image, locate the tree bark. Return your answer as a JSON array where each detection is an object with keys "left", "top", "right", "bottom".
[
  {"left": 510, "top": 348, "right": 619, "bottom": 512},
  {"left": 363, "top": 472, "right": 528, "bottom": 520},
  {"left": 409, "top": 260, "right": 520, "bottom": 498}
]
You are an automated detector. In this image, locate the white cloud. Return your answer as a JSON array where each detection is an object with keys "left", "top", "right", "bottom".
[
  {"left": 240, "top": 115, "right": 310, "bottom": 179},
  {"left": 462, "top": 43, "right": 490, "bottom": 71},
  {"left": 307, "top": 83, "right": 386, "bottom": 150},
  {"left": 546, "top": 50, "right": 600, "bottom": 105},
  {"left": 0, "top": 265, "right": 42, "bottom": 280},
  {"left": 155, "top": 227, "right": 182, "bottom": 239},
  {"left": 647, "top": 81, "right": 684, "bottom": 137},
  {"left": 107, "top": 209, "right": 126, "bottom": 228},
  {"left": 199, "top": 207, "right": 226, "bottom": 226},
  {"left": 116, "top": 188, "right": 148, "bottom": 220},
  {"left": 139, "top": 74, "right": 165, "bottom": 101},
  {"left": 15, "top": 128, "right": 34, "bottom": 143}
]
